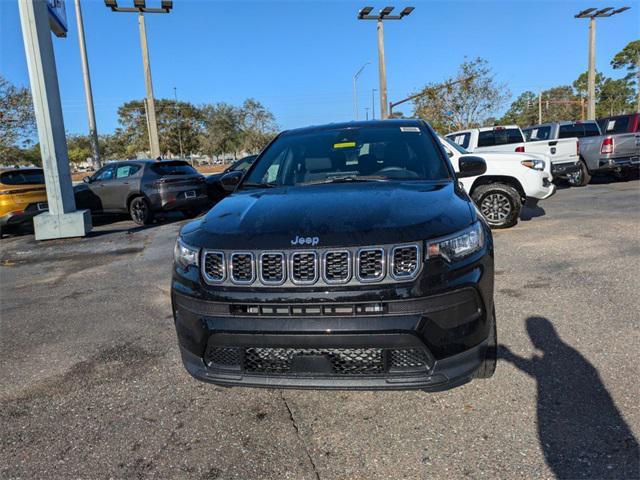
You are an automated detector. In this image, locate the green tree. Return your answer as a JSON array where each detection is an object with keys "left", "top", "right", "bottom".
[
  {"left": 499, "top": 91, "right": 539, "bottom": 126},
  {"left": 200, "top": 103, "right": 242, "bottom": 160},
  {"left": 66, "top": 135, "right": 92, "bottom": 164},
  {"left": 116, "top": 99, "right": 204, "bottom": 157},
  {"left": 238, "top": 98, "right": 277, "bottom": 154},
  {"left": 413, "top": 58, "right": 510, "bottom": 133},
  {"left": 598, "top": 77, "right": 635, "bottom": 116},
  {"left": 611, "top": 40, "right": 639, "bottom": 111},
  {"left": 0, "top": 76, "right": 36, "bottom": 164},
  {"left": 572, "top": 71, "right": 606, "bottom": 99}
]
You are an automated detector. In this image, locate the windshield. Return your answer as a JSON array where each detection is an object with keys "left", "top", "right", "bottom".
[
  {"left": 441, "top": 136, "right": 468, "bottom": 154},
  {"left": 242, "top": 125, "right": 450, "bottom": 187},
  {"left": 0, "top": 169, "right": 45, "bottom": 185}
]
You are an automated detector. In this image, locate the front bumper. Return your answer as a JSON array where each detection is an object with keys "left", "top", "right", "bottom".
[
  {"left": 0, "top": 202, "right": 48, "bottom": 228},
  {"left": 171, "top": 245, "right": 494, "bottom": 391}
]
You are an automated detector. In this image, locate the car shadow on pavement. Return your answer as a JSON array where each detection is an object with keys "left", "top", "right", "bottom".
[
  {"left": 498, "top": 317, "right": 639, "bottom": 479},
  {"left": 520, "top": 198, "right": 546, "bottom": 222}
]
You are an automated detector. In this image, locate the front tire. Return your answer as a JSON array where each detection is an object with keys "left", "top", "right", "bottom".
[
  {"left": 129, "top": 196, "right": 154, "bottom": 226},
  {"left": 566, "top": 161, "right": 591, "bottom": 187},
  {"left": 475, "top": 307, "right": 497, "bottom": 379},
  {"left": 472, "top": 183, "right": 521, "bottom": 229}
]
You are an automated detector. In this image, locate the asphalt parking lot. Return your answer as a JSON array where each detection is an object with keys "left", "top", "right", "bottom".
[{"left": 1, "top": 178, "right": 639, "bottom": 480}]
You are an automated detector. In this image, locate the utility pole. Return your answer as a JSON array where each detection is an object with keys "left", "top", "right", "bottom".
[
  {"left": 358, "top": 6, "right": 414, "bottom": 119},
  {"left": 372, "top": 88, "right": 377, "bottom": 119},
  {"left": 575, "top": 6, "right": 630, "bottom": 120},
  {"left": 353, "top": 62, "right": 370, "bottom": 120},
  {"left": 538, "top": 92, "right": 542, "bottom": 124},
  {"left": 173, "top": 86, "right": 184, "bottom": 158},
  {"left": 104, "top": 0, "right": 173, "bottom": 158},
  {"left": 74, "top": 0, "right": 101, "bottom": 168},
  {"left": 365, "top": 107, "right": 370, "bottom": 120}
]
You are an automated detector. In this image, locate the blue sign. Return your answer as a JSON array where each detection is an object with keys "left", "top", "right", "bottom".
[{"left": 47, "top": 0, "right": 67, "bottom": 37}]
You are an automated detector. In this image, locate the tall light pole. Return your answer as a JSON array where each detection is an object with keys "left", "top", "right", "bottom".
[
  {"left": 74, "top": 0, "right": 101, "bottom": 168},
  {"left": 353, "top": 62, "right": 370, "bottom": 120},
  {"left": 358, "top": 6, "right": 414, "bottom": 120},
  {"left": 575, "top": 6, "right": 630, "bottom": 120},
  {"left": 104, "top": 0, "right": 173, "bottom": 158}
]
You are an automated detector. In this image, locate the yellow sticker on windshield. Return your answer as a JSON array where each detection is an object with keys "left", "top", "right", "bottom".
[{"left": 333, "top": 141, "right": 356, "bottom": 149}]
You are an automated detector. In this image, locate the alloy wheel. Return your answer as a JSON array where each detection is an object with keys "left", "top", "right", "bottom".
[{"left": 480, "top": 193, "right": 512, "bottom": 223}]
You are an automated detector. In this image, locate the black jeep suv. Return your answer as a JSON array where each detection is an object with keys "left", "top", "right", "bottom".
[{"left": 171, "top": 120, "right": 496, "bottom": 391}]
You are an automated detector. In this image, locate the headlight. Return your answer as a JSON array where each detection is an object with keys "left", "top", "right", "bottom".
[
  {"left": 174, "top": 238, "right": 200, "bottom": 269},
  {"left": 521, "top": 159, "right": 545, "bottom": 171},
  {"left": 426, "top": 222, "right": 484, "bottom": 262}
]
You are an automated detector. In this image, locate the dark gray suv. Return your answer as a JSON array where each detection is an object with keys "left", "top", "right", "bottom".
[{"left": 74, "top": 160, "right": 208, "bottom": 225}]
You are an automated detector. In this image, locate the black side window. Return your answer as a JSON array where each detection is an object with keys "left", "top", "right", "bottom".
[
  {"left": 583, "top": 123, "right": 601, "bottom": 137},
  {"left": 0, "top": 170, "right": 45, "bottom": 185},
  {"left": 601, "top": 117, "right": 629, "bottom": 134},
  {"left": 477, "top": 131, "right": 494, "bottom": 147},
  {"left": 559, "top": 124, "right": 582, "bottom": 138}
]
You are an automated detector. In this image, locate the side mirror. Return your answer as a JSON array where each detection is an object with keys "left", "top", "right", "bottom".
[
  {"left": 220, "top": 170, "right": 243, "bottom": 192},
  {"left": 457, "top": 156, "right": 486, "bottom": 178},
  {"left": 83, "top": 176, "right": 92, "bottom": 183}
]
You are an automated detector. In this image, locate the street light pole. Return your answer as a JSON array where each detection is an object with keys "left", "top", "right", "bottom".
[
  {"left": 137, "top": 12, "right": 160, "bottom": 158},
  {"left": 104, "top": 0, "right": 173, "bottom": 158},
  {"left": 358, "top": 6, "right": 414, "bottom": 120},
  {"left": 74, "top": 0, "right": 101, "bottom": 168},
  {"left": 353, "top": 62, "right": 370, "bottom": 120},
  {"left": 575, "top": 6, "right": 630, "bottom": 120},
  {"left": 372, "top": 88, "right": 377, "bottom": 119}
]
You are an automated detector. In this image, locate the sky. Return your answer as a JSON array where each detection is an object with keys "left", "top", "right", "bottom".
[{"left": 1, "top": 0, "right": 639, "bottom": 136}]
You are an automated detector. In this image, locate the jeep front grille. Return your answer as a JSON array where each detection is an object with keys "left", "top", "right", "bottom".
[
  {"left": 324, "top": 251, "right": 351, "bottom": 283},
  {"left": 391, "top": 245, "right": 419, "bottom": 280},
  {"left": 200, "top": 243, "right": 421, "bottom": 287},
  {"left": 259, "top": 253, "right": 285, "bottom": 284},
  {"left": 291, "top": 252, "right": 318, "bottom": 284},
  {"left": 230, "top": 253, "right": 255, "bottom": 284},
  {"left": 202, "top": 251, "right": 225, "bottom": 282},
  {"left": 357, "top": 248, "right": 385, "bottom": 282}
]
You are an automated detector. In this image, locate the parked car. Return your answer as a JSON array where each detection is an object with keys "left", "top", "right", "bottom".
[
  {"left": 172, "top": 119, "right": 496, "bottom": 391},
  {"left": 522, "top": 121, "right": 601, "bottom": 186},
  {"left": 439, "top": 136, "right": 554, "bottom": 228},
  {"left": 0, "top": 168, "right": 48, "bottom": 237},
  {"left": 205, "top": 155, "right": 257, "bottom": 204},
  {"left": 74, "top": 160, "right": 208, "bottom": 225},
  {"left": 446, "top": 125, "right": 580, "bottom": 182},
  {"left": 577, "top": 113, "right": 640, "bottom": 181}
]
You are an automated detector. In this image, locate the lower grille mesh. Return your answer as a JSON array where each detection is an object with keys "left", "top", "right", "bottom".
[{"left": 205, "top": 346, "right": 431, "bottom": 376}]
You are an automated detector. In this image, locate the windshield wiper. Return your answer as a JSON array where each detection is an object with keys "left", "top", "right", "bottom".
[
  {"left": 240, "top": 182, "right": 279, "bottom": 189},
  {"left": 300, "top": 176, "right": 388, "bottom": 186}
]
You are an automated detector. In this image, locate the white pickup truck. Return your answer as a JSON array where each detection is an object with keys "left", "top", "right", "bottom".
[
  {"left": 439, "top": 136, "right": 555, "bottom": 229},
  {"left": 446, "top": 125, "right": 580, "bottom": 182}
]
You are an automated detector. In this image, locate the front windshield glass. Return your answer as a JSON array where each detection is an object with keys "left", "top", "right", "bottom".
[
  {"left": 242, "top": 125, "right": 450, "bottom": 187},
  {"left": 441, "top": 136, "right": 468, "bottom": 154}
]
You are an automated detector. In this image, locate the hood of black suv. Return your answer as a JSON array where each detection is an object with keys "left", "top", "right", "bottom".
[{"left": 181, "top": 181, "right": 475, "bottom": 249}]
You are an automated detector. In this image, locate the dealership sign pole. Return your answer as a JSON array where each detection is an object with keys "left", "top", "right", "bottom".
[{"left": 18, "top": 0, "right": 91, "bottom": 240}]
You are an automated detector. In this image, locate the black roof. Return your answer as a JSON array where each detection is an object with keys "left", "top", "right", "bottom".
[{"left": 281, "top": 119, "right": 425, "bottom": 136}]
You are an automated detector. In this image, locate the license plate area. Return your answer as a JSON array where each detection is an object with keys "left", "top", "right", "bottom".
[
  {"left": 37, "top": 202, "right": 48, "bottom": 211},
  {"left": 184, "top": 190, "right": 196, "bottom": 199}
]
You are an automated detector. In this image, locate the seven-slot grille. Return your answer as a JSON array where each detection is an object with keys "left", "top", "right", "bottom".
[
  {"left": 201, "top": 244, "right": 421, "bottom": 286},
  {"left": 391, "top": 245, "right": 419, "bottom": 279},
  {"left": 260, "top": 253, "right": 285, "bottom": 284},
  {"left": 291, "top": 252, "right": 318, "bottom": 284}
]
